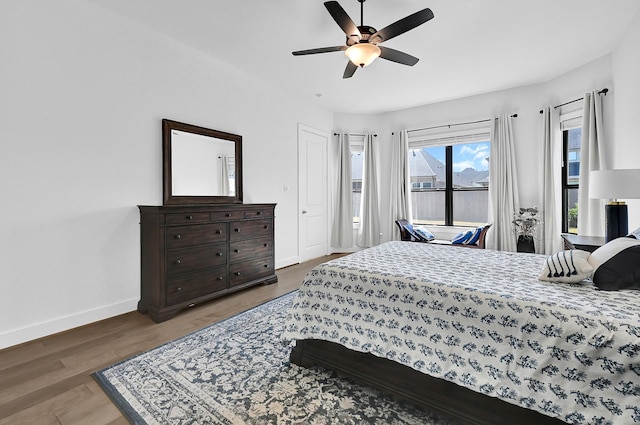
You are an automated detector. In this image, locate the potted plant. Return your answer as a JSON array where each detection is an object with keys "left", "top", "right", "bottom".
[{"left": 512, "top": 206, "right": 539, "bottom": 253}]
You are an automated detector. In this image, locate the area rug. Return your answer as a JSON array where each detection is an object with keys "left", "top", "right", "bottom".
[{"left": 93, "top": 291, "right": 458, "bottom": 424}]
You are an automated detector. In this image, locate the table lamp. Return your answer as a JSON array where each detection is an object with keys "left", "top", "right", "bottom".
[{"left": 589, "top": 169, "right": 640, "bottom": 242}]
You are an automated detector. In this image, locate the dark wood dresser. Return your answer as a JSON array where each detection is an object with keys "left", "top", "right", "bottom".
[{"left": 137, "top": 203, "right": 277, "bottom": 322}]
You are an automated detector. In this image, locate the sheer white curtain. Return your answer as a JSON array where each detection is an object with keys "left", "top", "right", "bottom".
[
  {"left": 487, "top": 115, "right": 519, "bottom": 252},
  {"left": 220, "top": 156, "right": 231, "bottom": 196},
  {"left": 330, "top": 133, "right": 354, "bottom": 248},
  {"left": 389, "top": 130, "right": 412, "bottom": 240},
  {"left": 578, "top": 91, "right": 607, "bottom": 236},
  {"left": 357, "top": 134, "right": 380, "bottom": 247},
  {"left": 540, "top": 107, "right": 563, "bottom": 254}
]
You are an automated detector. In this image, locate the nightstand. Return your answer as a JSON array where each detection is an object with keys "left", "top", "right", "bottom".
[{"left": 561, "top": 234, "right": 606, "bottom": 253}]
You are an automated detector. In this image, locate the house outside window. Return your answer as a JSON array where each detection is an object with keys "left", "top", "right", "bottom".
[{"left": 407, "top": 123, "right": 491, "bottom": 227}]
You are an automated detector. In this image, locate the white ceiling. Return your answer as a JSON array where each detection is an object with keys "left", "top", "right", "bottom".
[{"left": 88, "top": 0, "right": 640, "bottom": 114}]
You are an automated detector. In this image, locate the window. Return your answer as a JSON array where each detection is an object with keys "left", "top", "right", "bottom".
[
  {"left": 562, "top": 127, "right": 582, "bottom": 233},
  {"left": 412, "top": 182, "right": 433, "bottom": 189},
  {"left": 351, "top": 141, "right": 364, "bottom": 223},
  {"left": 408, "top": 135, "right": 490, "bottom": 227},
  {"left": 556, "top": 100, "right": 583, "bottom": 235}
]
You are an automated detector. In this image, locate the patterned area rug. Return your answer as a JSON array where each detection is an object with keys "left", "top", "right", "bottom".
[{"left": 94, "top": 291, "right": 458, "bottom": 424}]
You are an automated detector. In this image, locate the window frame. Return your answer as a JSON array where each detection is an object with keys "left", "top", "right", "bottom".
[
  {"left": 350, "top": 138, "right": 365, "bottom": 224},
  {"left": 561, "top": 128, "right": 581, "bottom": 234},
  {"left": 557, "top": 103, "right": 583, "bottom": 234},
  {"left": 408, "top": 122, "right": 491, "bottom": 227}
]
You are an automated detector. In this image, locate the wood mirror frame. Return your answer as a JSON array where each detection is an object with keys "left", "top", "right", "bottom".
[{"left": 162, "top": 119, "right": 243, "bottom": 205}]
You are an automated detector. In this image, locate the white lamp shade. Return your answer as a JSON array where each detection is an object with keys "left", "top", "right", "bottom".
[
  {"left": 589, "top": 169, "right": 640, "bottom": 200},
  {"left": 345, "top": 43, "right": 381, "bottom": 67}
]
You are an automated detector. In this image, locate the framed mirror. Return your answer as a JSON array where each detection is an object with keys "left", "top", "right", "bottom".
[{"left": 163, "top": 119, "right": 243, "bottom": 205}]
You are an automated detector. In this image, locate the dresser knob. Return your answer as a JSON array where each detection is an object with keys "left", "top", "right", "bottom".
[
  {"left": 175, "top": 234, "right": 182, "bottom": 239},
  {"left": 264, "top": 244, "right": 268, "bottom": 247},
  {"left": 216, "top": 230, "right": 222, "bottom": 234},
  {"left": 216, "top": 252, "right": 223, "bottom": 257},
  {"left": 234, "top": 249, "right": 239, "bottom": 253},
  {"left": 226, "top": 213, "right": 231, "bottom": 217},
  {"left": 186, "top": 215, "right": 193, "bottom": 220},
  {"left": 217, "top": 276, "right": 224, "bottom": 280},
  {"left": 264, "top": 264, "right": 269, "bottom": 268},
  {"left": 234, "top": 228, "right": 240, "bottom": 232},
  {"left": 263, "top": 225, "right": 268, "bottom": 229},
  {"left": 256, "top": 211, "right": 262, "bottom": 215},
  {"left": 175, "top": 259, "right": 181, "bottom": 264},
  {"left": 176, "top": 287, "right": 182, "bottom": 292},
  {"left": 235, "top": 272, "right": 241, "bottom": 276}
]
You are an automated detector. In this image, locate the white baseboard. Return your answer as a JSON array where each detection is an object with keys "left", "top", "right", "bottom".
[
  {"left": 0, "top": 298, "right": 138, "bottom": 350},
  {"left": 330, "top": 246, "right": 359, "bottom": 254},
  {"left": 276, "top": 256, "right": 300, "bottom": 270}
]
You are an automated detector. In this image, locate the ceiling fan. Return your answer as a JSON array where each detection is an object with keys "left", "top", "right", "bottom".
[{"left": 292, "top": 0, "right": 434, "bottom": 78}]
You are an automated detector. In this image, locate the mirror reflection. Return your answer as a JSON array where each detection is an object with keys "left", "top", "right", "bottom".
[
  {"left": 171, "top": 130, "right": 236, "bottom": 196},
  {"left": 162, "top": 119, "right": 243, "bottom": 205}
]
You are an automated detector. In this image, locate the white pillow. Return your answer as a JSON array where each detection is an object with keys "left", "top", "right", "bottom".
[{"left": 538, "top": 249, "right": 593, "bottom": 283}]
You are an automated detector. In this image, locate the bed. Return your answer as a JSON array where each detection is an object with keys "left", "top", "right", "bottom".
[{"left": 281, "top": 241, "right": 640, "bottom": 425}]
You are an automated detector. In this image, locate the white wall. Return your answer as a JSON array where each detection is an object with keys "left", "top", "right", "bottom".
[
  {"left": 612, "top": 10, "right": 640, "bottom": 230},
  {"left": 334, "top": 55, "right": 616, "bottom": 245},
  {"left": 0, "top": 0, "right": 332, "bottom": 349}
]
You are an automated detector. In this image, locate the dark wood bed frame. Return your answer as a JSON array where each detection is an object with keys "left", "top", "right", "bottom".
[{"left": 290, "top": 339, "right": 566, "bottom": 425}]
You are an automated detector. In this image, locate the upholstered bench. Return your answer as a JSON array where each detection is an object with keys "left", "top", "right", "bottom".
[{"left": 395, "top": 220, "right": 491, "bottom": 249}]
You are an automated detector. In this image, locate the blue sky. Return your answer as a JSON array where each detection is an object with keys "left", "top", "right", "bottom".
[{"left": 424, "top": 142, "right": 490, "bottom": 172}]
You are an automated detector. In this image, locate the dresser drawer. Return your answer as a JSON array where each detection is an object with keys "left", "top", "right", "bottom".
[
  {"left": 166, "top": 243, "right": 227, "bottom": 275},
  {"left": 166, "top": 267, "right": 227, "bottom": 305},
  {"left": 229, "top": 237, "right": 273, "bottom": 263},
  {"left": 243, "top": 207, "right": 274, "bottom": 219},
  {"left": 229, "top": 219, "right": 273, "bottom": 241},
  {"left": 229, "top": 257, "right": 274, "bottom": 287},
  {"left": 210, "top": 210, "right": 244, "bottom": 221},
  {"left": 166, "top": 224, "right": 227, "bottom": 249},
  {"left": 165, "top": 212, "right": 210, "bottom": 225}
]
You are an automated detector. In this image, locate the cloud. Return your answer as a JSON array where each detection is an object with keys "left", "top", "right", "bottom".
[
  {"left": 456, "top": 143, "right": 490, "bottom": 171},
  {"left": 474, "top": 150, "right": 490, "bottom": 161},
  {"left": 453, "top": 160, "right": 475, "bottom": 172},
  {"left": 460, "top": 145, "right": 485, "bottom": 155}
]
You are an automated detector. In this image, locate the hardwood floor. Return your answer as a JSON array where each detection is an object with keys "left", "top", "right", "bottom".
[{"left": 0, "top": 254, "right": 343, "bottom": 425}]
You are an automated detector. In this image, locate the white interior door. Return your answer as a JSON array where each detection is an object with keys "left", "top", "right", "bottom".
[{"left": 298, "top": 124, "right": 329, "bottom": 262}]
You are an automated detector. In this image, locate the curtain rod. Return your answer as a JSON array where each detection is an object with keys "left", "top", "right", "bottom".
[
  {"left": 539, "top": 88, "right": 608, "bottom": 114},
  {"left": 397, "top": 114, "right": 518, "bottom": 135},
  {"left": 333, "top": 132, "right": 377, "bottom": 137}
]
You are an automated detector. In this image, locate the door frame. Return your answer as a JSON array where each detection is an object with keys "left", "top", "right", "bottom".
[{"left": 297, "top": 123, "right": 330, "bottom": 262}]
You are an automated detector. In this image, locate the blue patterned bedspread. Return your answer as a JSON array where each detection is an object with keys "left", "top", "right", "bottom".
[{"left": 282, "top": 241, "right": 640, "bottom": 425}]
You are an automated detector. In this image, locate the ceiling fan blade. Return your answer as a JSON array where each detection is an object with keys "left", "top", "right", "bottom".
[
  {"left": 324, "top": 1, "right": 361, "bottom": 42},
  {"left": 379, "top": 46, "right": 419, "bottom": 66},
  {"left": 292, "top": 46, "right": 347, "bottom": 56},
  {"left": 343, "top": 61, "right": 358, "bottom": 79},
  {"left": 370, "top": 8, "right": 434, "bottom": 43}
]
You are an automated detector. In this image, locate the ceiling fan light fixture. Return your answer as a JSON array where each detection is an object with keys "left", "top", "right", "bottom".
[{"left": 345, "top": 43, "right": 380, "bottom": 67}]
